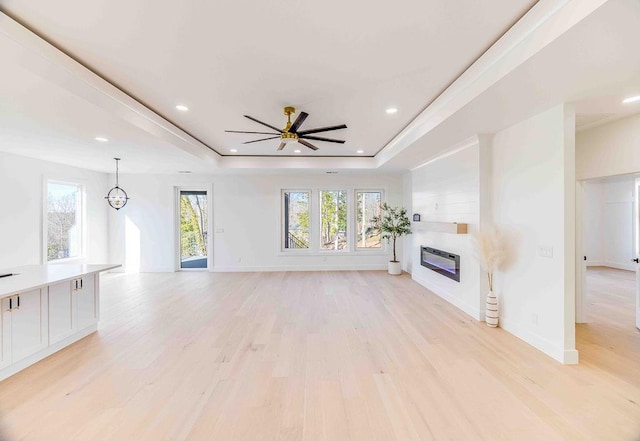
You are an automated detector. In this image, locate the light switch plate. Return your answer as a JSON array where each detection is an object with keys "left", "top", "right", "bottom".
[{"left": 538, "top": 246, "right": 553, "bottom": 258}]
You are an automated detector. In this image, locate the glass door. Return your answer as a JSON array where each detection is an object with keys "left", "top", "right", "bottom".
[{"left": 179, "top": 190, "right": 208, "bottom": 270}]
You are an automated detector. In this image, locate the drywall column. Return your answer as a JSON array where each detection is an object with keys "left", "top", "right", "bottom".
[
  {"left": 477, "top": 134, "right": 493, "bottom": 318},
  {"left": 490, "top": 104, "right": 577, "bottom": 364},
  {"left": 563, "top": 105, "right": 577, "bottom": 363}
]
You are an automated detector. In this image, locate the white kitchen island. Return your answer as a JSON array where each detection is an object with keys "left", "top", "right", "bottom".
[{"left": 0, "top": 263, "right": 120, "bottom": 381}]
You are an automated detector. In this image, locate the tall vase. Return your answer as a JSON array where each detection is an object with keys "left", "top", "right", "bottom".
[{"left": 485, "top": 290, "right": 499, "bottom": 327}]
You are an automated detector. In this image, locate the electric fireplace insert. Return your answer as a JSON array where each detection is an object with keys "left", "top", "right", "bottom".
[{"left": 420, "top": 246, "right": 460, "bottom": 282}]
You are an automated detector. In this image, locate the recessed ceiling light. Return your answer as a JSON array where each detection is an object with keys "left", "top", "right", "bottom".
[
  {"left": 622, "top": 95, "right": 640, "bottom": 104},
  {"left": 178, "top": 170, "right": 192, "bottom": 174},
  {"left": 230, "top": 149, "right": 238, "bottom": 153},
  {"left": 356, "top": 149, "right": 364, "bottom": 154},
  {"left": 176, "top": 104, "right": 189, "bottom": 111},
  {"left": 386, "top": 107, "right": 398, "bottom": 114},
  {"left": 95, "top": 136, "right": 109, "bottom": 142},
  {"left": 293, "top": 149, "right": 301, "bottom": 153}
]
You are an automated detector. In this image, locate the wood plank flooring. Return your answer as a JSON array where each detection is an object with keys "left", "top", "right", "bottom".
[{"left": 0, "top": 269, "right": 639, "bottom": 440}]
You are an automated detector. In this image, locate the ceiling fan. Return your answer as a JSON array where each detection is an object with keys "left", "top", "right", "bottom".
[{"left": 225, "top": 106, "right": 347, "bottom": 151}]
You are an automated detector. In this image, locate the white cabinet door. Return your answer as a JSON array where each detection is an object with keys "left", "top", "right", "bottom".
[
  {"left": 10, "top": 289, "right": 48, "bottom": 363},
  {"left": 49, "top": 282, "right": 75, "bottom": 345},
  {"left": 76, "top": 275, "right": 97, "bottom": 330},
  {"left": 0, "top": 298, "right": 11, "bottom": 369}
]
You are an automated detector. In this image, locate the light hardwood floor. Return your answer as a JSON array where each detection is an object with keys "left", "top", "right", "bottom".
[{"left": 0, "top": 269, "right": 639, "bottom": 440}]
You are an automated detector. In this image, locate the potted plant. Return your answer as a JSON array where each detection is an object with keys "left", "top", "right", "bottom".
[
  {"left": 471, "top": 227, "right": 506, "bottom": 327},
  {"left": 372, "top": 203, "right": 412, "bottom": 275}
]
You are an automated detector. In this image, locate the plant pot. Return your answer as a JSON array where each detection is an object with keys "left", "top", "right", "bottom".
[
  {"left": 485, "top": 290, "right": 499, "bottom": 327},
  {"left": 388, "top": 261, "right": 402, "bottom": 275}
]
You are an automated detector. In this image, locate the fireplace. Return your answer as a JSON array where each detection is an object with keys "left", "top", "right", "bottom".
[{"left": 420, "top": 246, "right": 460, "bottom": 282}]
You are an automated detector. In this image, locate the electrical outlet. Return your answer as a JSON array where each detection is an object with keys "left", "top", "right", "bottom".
[
  {"left": 237, "top": 257, "right": 242, "bottom": 263},
  {"left": 531, "top": 313, "right": 538, "bottom": 325},
  {"left": 216, "top": 228, "right": 224, "bottom": 233}
]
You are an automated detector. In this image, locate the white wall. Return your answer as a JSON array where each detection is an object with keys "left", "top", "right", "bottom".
[
  {"left": 577, "top": 113, "right": 640, "bottom": 180},
  {"left": 409, "top": 140, "right": 484, "bottom": 320},
  {"left": 109, "top": 172, "right": 404, "bottom": 272},
  {"left": 490, "top": 104, "right": 576, "bottom": 364},
  {"left": 584, "top": 180, "right": 604, "bottom": 264},
  {"left": 0, "top": 151, "right": 109, "bottom": 269},
  {"left": 584, "top": 177, "right": 635, "bottom": 270}
]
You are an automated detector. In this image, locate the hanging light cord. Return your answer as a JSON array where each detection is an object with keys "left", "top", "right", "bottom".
[{"left": 115, "top": 157, "right": 120, "bottom": 187}]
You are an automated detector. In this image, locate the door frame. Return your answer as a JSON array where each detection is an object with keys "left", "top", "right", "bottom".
[
  {"left": 576, "top": 177, "right": 640, "bottom": 326},
  {"left": 575, "top": 180, "right": 587, "bottom": 323},
  {"left": 175, "top": 186, "right": 213, "bottom": 272},
  {"left": 635, "top": 178, "right": 640, "bottom": 329}
]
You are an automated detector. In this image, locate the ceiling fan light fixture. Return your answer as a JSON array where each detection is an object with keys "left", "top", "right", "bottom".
[{"left": 226, "top": 106, "right": 347, "bottom": 152}]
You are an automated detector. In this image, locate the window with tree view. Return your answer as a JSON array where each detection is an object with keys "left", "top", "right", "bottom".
[
  {"left": 47, "top": 182, "right": 83, "bottom": 261},
  {"left": 356, "top": 191, "right": 382, "bottom": 248},
  {"left": 283, "top": 191, "right": 310, "bottom": 249},
  {"left": 320, "top": 190, "right": 347, "bottom": 251}
]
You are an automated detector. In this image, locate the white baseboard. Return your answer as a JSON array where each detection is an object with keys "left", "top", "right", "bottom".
[
  {"left": 603, "top": 261, "right": 636, "bottom": 272},
  {"left": 587, "top": 261, "right": 635, "bottom": 271},
  {"left": 499, "top": 317, "right": 578, "bottom": 364},
  {"left": 212, "top": 264, "right": 388, "bottom": 272},
  {"left": 411, "top": 272, "right": 481, "bottom": 321},
  {"left": 0, "top": 324, "right": 97, "bottom": 382}
]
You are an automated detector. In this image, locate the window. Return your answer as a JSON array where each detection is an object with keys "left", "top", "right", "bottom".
[
  {"left": 356, "top": 191, "right": 382, "bottom": 249},
  {"left": 319, "top": 190, "right": 347, "bottom": 251},
  {"left": 46, "top": 181, "right": 83, "bottom": 261},
  {"left": 283, "top": 191, "right": 310, "bottom": 249}
]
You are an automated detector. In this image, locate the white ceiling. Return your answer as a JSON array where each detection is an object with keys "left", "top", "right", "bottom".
[
  {"left": 0, "top": 49, "right": 217, "bottom": 174},
  {"left": 1, "top": 0, "right": 639, "bottom": 174},
  {"left": 0, "top": 0, "right": 536, "bottom": 160},
  {"left": 379, "top": 0, "right": 640, "bottom": 169},
  {"left": 575, "top": 94, "right": 640, "bottom": 131}
]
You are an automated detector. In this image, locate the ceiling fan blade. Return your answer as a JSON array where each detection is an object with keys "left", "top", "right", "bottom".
[
  {"left": 242, "top": 136, "right": 280, "bottom": 144},
  {"left": 288, "top": 111, "right": 309, "bottom": 133},
  {"left": 225, "top": 130, "right": 280, "bottom": 135},
  {"left": 300, "top": 135, "right": 345, "bottom": 144},
  {"left": 244, "top": 115, "right": 283, "bottom": 133},
  {"left": 277, "top": 142, "right": 286, "bottom": 151},
  {"left": 298, "top": 139, "right": 319, "bottom": 151},
  {"left": 297, "top": 124, "right": 347, "bottom": 136}
]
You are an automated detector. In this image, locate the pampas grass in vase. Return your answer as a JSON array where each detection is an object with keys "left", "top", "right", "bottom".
[{"left": 471, "top": 227, "right": 506, "bottom": 327}]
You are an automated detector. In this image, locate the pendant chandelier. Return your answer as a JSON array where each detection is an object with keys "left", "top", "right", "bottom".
[{"left": 105, "top": 158, "right": 129, "bottom": 210}]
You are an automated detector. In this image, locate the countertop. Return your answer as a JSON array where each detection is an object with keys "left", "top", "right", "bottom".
[{"left": 0, "top": 263, "right": 121, "bottom": 298}]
